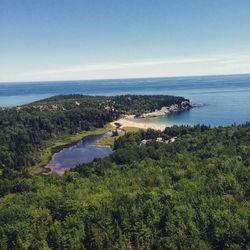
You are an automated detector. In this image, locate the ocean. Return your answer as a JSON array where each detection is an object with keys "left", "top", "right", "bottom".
[{"left": 0, "top": 74, "right": 250, "bottom": 126}]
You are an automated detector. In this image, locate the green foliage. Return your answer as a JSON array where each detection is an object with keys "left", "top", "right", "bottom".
[
  {"left": 0, "top": 124, "right": 249, "bottom": 249},
  {"left": 0, "top": 95, "right": 185, "bottom": 171}
]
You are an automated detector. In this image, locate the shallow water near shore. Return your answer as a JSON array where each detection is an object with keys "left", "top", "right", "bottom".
[
  {"left": 43, "top": 132, "right": 113, "bottom": 175},
  {"left": 150, "top": 87, "right": 250, "bottom": 127}
]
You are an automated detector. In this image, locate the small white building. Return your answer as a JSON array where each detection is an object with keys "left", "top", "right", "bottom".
[{"left": 156, "top": 137, "right": 163, "bottom": 142}]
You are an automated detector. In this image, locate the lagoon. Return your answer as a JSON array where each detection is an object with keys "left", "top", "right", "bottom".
[{"left": 40, "top": 132, "right": 113, "bottom": 175}]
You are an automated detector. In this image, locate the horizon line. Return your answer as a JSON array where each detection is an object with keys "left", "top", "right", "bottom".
[{"left": 1, "top": 72, "right": 250, "bottom": 85}]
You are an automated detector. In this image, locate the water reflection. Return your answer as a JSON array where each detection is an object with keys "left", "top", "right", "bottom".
[{"left": 42, "top": 132, "right": 112, "bottom": 175}]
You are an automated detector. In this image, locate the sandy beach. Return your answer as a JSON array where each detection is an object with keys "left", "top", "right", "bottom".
[
  {"left": 110, "top": 101, "right": 199, "bottom": 131},
  {"left": 110, "top": 115, "right": 169, "bottom": 131}
]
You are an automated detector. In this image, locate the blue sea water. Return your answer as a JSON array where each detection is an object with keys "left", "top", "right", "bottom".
[{"left": 0, "top": 74, "right": 250, "bottom": 126}]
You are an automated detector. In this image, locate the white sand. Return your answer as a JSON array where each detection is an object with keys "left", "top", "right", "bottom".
[{"left": 110, "top": 115, "right": 169, "bottom": 131}]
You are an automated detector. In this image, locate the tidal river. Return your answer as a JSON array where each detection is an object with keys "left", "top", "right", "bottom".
[{"left": 38, "top": 132, "right": 113, "bottom": 175}]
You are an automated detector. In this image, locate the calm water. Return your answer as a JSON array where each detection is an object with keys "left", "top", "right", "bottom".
[
  {"left": 3, "top": 74, "right": 250, "bottom": 173},
  {"left": 1, "top": 74, "right": 250, "bottom": 126},
  {"left": 44, "top": 133, "right": 112, "bottom": 175}
]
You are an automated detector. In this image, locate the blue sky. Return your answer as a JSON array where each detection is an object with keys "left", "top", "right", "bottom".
[{"left": 0, "top": 0, "right": 250, "bottom": 82}]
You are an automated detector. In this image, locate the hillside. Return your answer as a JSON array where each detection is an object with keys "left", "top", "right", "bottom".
[{"left": 0, "top": 124, "right": 249, "bottom": 249}]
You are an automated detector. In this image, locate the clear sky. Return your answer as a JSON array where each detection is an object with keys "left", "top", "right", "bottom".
[{"left": 0, "top": 0, "right": 250, "bottom": 82}]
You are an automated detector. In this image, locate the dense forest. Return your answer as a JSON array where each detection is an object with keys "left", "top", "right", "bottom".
[
  {"left": 0, "top": 123, "right": 249, "bottom": 249},
  {"left": 0, "top": 95, "right": 186, "bottom": 171}
]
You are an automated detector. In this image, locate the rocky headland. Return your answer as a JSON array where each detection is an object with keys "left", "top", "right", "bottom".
[{"left": 136, "top": 100, "right": 202, "bottom": 119}]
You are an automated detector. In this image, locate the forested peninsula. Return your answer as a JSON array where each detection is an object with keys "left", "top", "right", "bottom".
[
  {"left": 0, "top": 95, "right": 249, "bottom": 249},
  {"left": 0, "top": 94, "right": 187, "bottom": 172}
]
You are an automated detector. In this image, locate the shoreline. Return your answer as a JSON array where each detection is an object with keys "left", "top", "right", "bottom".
[
  {"left": 110, "top": 101, "right": 201, "bottom": 131},
  {"left": 111, "top": 115, "right": 169, "bottom": 131},
  {"left": 32, "top": 101, "right": 200, "bottom": 175},
  {"left": 30, "top": 125, "right": 113, "bottom": 175}
]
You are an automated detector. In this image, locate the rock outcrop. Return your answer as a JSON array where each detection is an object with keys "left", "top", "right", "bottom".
[{"left": 137, "top": 100, "right": 201, "bottom": 118}]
